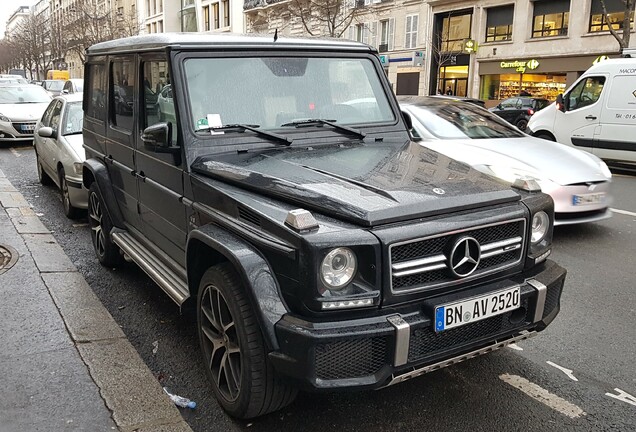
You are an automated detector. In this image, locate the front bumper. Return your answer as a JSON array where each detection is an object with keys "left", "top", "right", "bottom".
[
  {"left": 0, "top": 121, "right": 36, "bottom": 142},
  {"left": 541, "top": 181, "right": 612, "bottom": 226},
  {"left": 270, "top": 259, "right": 565, "bottom": 391}
]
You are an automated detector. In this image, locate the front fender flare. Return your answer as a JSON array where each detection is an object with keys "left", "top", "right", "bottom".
[
  {"left": 188, "top": 225, "right": 288, "bottom": 351},
  {"left": 82, "top": 158, "right": 125, "bottom": 228}
]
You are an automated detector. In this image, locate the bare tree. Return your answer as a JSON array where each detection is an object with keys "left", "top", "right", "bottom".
[
  {"left": 287, "top": 0, "right": 362, "bottom": 38},
  {"left": 600, "top": 0, "right": 635, "bottom": 51},
  {"left": 63, "top": 0, "right": 140, "bottom": 64},
  {"left": 12, "top": 13, "right": 52, "bottom": 80}
]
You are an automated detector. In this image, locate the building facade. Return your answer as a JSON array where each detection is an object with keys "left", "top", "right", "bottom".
[
  {"left": 243, "top": 0, "right": 635, "bottom": 103},
  {"left": 141, "top": 0, "right": 244, "bottom": 34}
]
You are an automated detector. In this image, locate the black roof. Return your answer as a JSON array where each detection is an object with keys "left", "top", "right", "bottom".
[
  {"left": 397, "top": 95, "right": 486, "bottom": 108},
  {"left": 87, "top": 32, "right": 375, "bottom": 55}
]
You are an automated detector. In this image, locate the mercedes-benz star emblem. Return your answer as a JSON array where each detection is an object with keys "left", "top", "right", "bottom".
[{"left": 448, "top": 236, "right": 481, "bottom": 278}]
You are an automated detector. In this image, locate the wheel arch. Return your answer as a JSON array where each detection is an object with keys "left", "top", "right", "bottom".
[
  {"left": 532, "top": 130, "right": 557, "bottom": 141},
  {"left": 82, "top": 158, "right": 125, "bottom": 228},
  {"left": 187, "top": 225, "right": 288, "bottom": 351}
]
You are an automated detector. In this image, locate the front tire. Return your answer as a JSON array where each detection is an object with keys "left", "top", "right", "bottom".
[
  {"left": 59, "top": 168, "right": 81, "bottom": 219},
  {"left": 88, "top": 182, "right": 122, "bottom": 267},
  {"left": 197, "top": 263, "right": 297, "bottom": 419}
]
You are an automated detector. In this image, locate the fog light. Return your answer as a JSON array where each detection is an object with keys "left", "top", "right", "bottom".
[{"left": 321, "top": 298, "right": 373, "bottom": 310}]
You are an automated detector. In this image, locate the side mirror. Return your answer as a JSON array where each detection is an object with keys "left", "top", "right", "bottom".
[
  {"left": 141, "top": 122, "right": 179, "bottom": 154},
  {"left": 556, "top": 94, "right": 566, "bottom": 112},
  {"left": 37, "top": 126, "right": 56, "bottom": 139}
]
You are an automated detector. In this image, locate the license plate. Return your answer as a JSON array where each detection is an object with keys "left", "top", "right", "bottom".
[
  {"left": 21, "top": 125, "right": 34, "bottom": 132},
  {"left": 572, "top": 192, "right": 605, "bottom": 206},
  {"left": 434, "top": 286, "right": 520, "bottom": 332}
]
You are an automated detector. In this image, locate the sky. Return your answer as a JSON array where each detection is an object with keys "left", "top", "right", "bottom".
[{"left": 0, "top": 0, "right": 37, "bottom": 38}]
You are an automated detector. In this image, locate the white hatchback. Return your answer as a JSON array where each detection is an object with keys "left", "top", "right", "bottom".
[{"left": 0, "top": 84, "right": 51, "bottom": 143}]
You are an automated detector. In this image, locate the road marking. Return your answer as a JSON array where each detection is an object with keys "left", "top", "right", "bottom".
[
  {"left": 508, "top": 343, "right": 523, "bottom": 351},
  {"left": 499, "top": 374, "right": 586, "bottom": 419},
  {"left": 9, "top": 148, "right": 21, "bottom": 158},
  {"left": 546, "top": 361, "right": 578, "bottom": 382},
  {"left": 611, "top": 208, "right": 636, "bottom": 217},
  {"left": 606, "top": 388, "right": 636, "bottom": 407}
]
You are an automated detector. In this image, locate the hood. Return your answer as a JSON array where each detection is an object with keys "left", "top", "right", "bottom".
[
  {"left": 421, "top": 135, "right": 608, "bottom": 185},
  {"left": 191, "top": 141, "right": 520, "bottom": 227},
  {"left": 63, "top": 134, "right": 85, "bottom": 161},
  {"left": 0, "top": 103, "right": 50, "bottom": 122}
]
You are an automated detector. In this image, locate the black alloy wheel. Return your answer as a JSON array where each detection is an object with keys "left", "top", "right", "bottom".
[
  {"left": 197, "top": 263, "right": 297, "bottom": 419},
  {"left": 516, "top": 119, "right": 528, "bottom": 131},
  {"left": 87, "top": 182, "right": 121, "bottom": 267}
]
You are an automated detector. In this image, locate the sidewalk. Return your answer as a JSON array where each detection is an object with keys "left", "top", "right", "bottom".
[{"left": 0, "top": 168, "right": 192, "bottom": 432}]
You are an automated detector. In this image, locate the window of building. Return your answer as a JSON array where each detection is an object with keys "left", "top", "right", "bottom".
[
  {"left": 532, "top": 0, "right": 570, "bottom": 38},
  {"left": 589, "top": 0, "right": 634, "bottom": 32},
  {"left": 110, "top": 59, "right": 135, "bottom": 131},
  {"left": 86, "top": 63, "right": 106, "bottom": 120},
  {"left": 213, "top": 3, "right": 219, "bottom": 29},
  {"left": 158, "top": 20, "right": 163, "bottom": 33},
  {"left": 485, "top": 5, "right": 514, "bottom": 42},
  {"left": 405, "top": 14, "right": 418, "bottom": 49},
  {"left": 203, "top": 5, "right": 210, "bottom": 31},
  {"left": 355, "top": 23, "right": 366, "bottom": 42},
  {"left": 222, "top": 0, "right": 229, "bottom": 27},
  {"left": 379, "top": 19, "right": 389, "bottom": 52},
  {"left": 440, "top": 13, "right": 472, "bottom": 52}
]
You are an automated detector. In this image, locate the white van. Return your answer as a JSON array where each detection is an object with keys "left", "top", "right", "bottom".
[{"left": 527, "top": 58, "right": 636, "bottom": 167}]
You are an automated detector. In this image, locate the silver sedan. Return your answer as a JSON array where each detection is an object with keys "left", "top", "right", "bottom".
[
  {"left": 33, "top": 94, "right": 87, "bottom": 219},
  {"left": 399, "top": 96, "right": 612, "bottom": 225}
]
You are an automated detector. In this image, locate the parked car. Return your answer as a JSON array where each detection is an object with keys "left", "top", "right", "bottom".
[
  {"left": 0, "top": 84, "right": 51, "bottom": 143},
  {"left": 489, "top": 96, "right": 549, "bottom": 131},
  {"left": 41, "top": 79, "right": 66, "bottom": 96},
  {"left": 156, "top": 83, "right": 175, "bottom": 122},
  {"left": 62, "top": 78, "right": 84, "bottom": 94},
  {"left": 528, "top": 58, "right": 636, "bottom": 169},
  {"left": 82, "top": 33, "right": 565, "bottom": 419},
  {"left": 400, "top": 96, "right": 612, "bottom": 225},
  {"left": 33, "top": 94, "right": 86, "bottom": 218}
]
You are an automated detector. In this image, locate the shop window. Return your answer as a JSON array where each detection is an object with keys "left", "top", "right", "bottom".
[
  {"left": 567, "top": 76, "right": 605, "bottom": 111},
  {"left": 405, "top": 14, "right": 419, "bottom": 49},
  {"left": 440, "top": 13, "right": 472, "bottom": 52},
  {"left": 532, "top": 0, "right": 570, "bottom": 38},
  {"left": 589, "top": 0, "right": 634, "bottom": 32},
  {"left": 485, "top": 5, "right": 513, "bottom": 42}
]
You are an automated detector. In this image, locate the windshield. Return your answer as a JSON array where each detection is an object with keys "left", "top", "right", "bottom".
[
  {"left": 62, "top": 101, "right": 83, "bottom": 135},
  {"left": 407, "top": 103, "right": 525, "bottom": 139},
  {"left": 184, "top": 56, "right": 395, "bottom": 132},
  {"left": 43, "top": 81, "right": 65, "bottom": 91},
  {"left": 0, "top": 86, "right": 51, "bottom": 104}
]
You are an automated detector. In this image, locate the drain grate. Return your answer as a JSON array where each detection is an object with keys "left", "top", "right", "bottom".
[{"left": 0, "top": 244, "right": 18, "bottom": 275}]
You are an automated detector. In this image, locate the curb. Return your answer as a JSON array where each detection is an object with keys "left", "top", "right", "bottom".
[{"left": 0, "top": 167, "right": 193, "bottom": 432}]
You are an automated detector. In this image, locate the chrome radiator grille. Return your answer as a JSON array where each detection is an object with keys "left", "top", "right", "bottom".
[{"left": 390, "top": 219, "right": 526, "bottom": 293}]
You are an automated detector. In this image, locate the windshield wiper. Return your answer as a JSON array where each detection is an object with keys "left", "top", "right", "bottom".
[
  {"left": 280, "top": 119, "right": 366, "bottom": 140},
  {"left": 198, "top": 123, "right": 292, "bottom": 146}
]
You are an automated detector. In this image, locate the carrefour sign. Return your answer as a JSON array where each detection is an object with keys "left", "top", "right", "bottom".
[{"left": 500, "top": 59, "right": 540, "bottom": 73}]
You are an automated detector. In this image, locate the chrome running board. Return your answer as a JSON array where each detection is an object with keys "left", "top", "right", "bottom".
[
  {"left": 380, "top": 330, "right": 537, "bottom": 388},
  {"left": 112, "top": 231, "right": 189, "bottom": 305}
]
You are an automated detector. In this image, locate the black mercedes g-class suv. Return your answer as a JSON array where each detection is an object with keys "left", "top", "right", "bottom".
[{"left": 82, "top": 33, "right": 566, "bottom": 419}]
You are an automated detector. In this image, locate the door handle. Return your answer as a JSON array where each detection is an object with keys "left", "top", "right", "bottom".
[
  {"left": 585, "top": 115, "right": 597, "bottom": 120},
  {"left": 105, "top": 155, "right": 113, "bottom": 164},
  {"left": 137, "top": 171, "right": 146, "bottom": 182}
]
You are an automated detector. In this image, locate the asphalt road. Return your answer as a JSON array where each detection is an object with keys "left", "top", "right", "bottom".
[{"left": 1, "top": 143, "right": 635, "bottom": 432}]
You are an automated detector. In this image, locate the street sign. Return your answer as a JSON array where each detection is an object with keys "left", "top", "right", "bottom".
[
  {"left": 379, "top": 55, "right": 388, "bottom": 66},
  {"left": 463, "top": 39, "right": 477, "bottom": 54},
  {"left": 412, "top": 51, "right": 424, "bottom": 66}
]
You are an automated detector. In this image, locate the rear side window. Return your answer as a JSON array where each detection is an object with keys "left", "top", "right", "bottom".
[
  {"left": 85, "top": 64, "right": 106, "bottom": 119},
  {"left": 110, "top": 59, "right": 135, "bottom": 131}
]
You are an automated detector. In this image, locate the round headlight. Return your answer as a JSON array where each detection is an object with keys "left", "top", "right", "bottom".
[
  {"left": 531, "top": 211, "right": 550, "bottom": 244},
  {"left": 320, "top": 248, "right": 357, "bottom": 290}
]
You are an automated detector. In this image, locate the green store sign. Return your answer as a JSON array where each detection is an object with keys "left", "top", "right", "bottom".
[{"left": 500, "top": 59, "right": 540, "bottom": 73}]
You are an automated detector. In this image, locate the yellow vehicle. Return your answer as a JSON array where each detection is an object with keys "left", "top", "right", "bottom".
[{"left": 46, "top": 70, "right": 70, "bottom": 80}]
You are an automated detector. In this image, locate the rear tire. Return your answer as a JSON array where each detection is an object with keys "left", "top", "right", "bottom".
[
  {"left": 59, "top": 168, "right": 81, "bottom": 219},
  {"left": 88, "top": 182, "right": 122, "bottom": 267},
  {"left": 516, "top": 119, "right": 528, "bottom": 131},
  {"left": 197, "top": 263, "right": 297, "bottom": 419}
]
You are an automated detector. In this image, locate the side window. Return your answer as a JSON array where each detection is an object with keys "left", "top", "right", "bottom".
[
  {"left": 49, "top": 101, "right": 63, "bottom": 131},
  {"left": 142, "top": 60, "right": 176, "bottom": 143},
  {"left": 40, "top": 100, "right": 58, "bottom": 127},
  {"left": 110, "top": 59, "right": 135, "bottom": 131},
  {"left": 63, "top": 81, "right": 71, "bottom": 93},
  {"left": 86, "top": 64, "right": 106, "bottom": 119},
  {"left": 567, "top": 76, "right": 606, "bottom": 111},
  {"left": 501, "top": 98, "right": 518, "bottom": 109}
]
